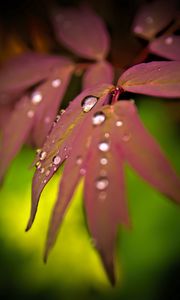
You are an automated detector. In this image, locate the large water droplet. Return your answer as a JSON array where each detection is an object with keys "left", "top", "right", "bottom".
[
  {"left": 92, "top": 111, "right": 106, "bottom": 126},
  {"left": 98, "top": 141, "right": 110, "bottom": 152},
  {"left": 100, "top": 157, "right": 108, "bottom": 165},
  {"left": 39, "top": 151, "right": 47, "bottom": 160},
  {"left": 96, "top": 177, "right": 109, "bottom": 190},
  {"left": 81, "top": 95, "right": 98, "bottom": 112},
  {"left": 31, "top": 91, "right": 42, "bottom": 104},
  {"left": 51, "top": 78, "right": 61, "bottom": 88},
  {"left": 53, "top": 155, "right": 61, "bottom": 165}
]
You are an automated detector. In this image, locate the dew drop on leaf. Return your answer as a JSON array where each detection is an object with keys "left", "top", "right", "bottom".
[
  {"left": 39, "top": 151, "right": 47, "bottom": 161},
  {"left": 95, "top": 176, "right": 109, "bottom": 190},
  {"left": 116, "top": 120, "right": 123, "bottom": 127},
  {"left": 104, "top": 132, "right": 110, "bottom": 139},
  {"left": 45, "top": 169, "right": 50, "bottom": 176},
  {"left": 98, "top": 141, "right": 110, "bottom": 152},
  {"left": 31, "top": 91, "right": 43, "bottom": 104},
  {"left": 51, "top": 78, "right": 61, "bottom": 88},
  {"left": 100, "top": 157, "right": 108, "bottom": 165},
  {"left": 81, "top": 95, "right": 98, "bottom": 112},
  {"left": 52, "top": 155, "right": 61, "bottom": 165},
  {"left": 92, "top": 111, "right": 106, "bottom": 126}
]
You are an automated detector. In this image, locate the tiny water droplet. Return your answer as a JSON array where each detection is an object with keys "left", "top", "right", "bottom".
[
  {"left": 100, "top": 157, "right": 108, "bottom": 165},
  {"left": 98, "top": 141, "right": 110, "bottom": 152},
  {"left": 54, "top": 115, "right": 61, "bottom": 123},
  {"left": 31, "top": 91, "right": 42, "bottom": 104},
  {"left": 39, "top": 151, "right": 47, "bottom": 160},
  {"left": 45, "top": 169, "right": 50, "bottom": 176},
  {"left": 165, "top": 36, "right": 173, "bottom": 45},
  {"left": 122, "top": 132, "right": 131, "bottom": 142},
  {"left": 51, "top": 78, "right": 61, "bottom": 88},
  {"left": 80, "top": 168, "right": 86, "bottom": 176},
  {"left": 43, "top": 179, "right": 47, "bottom": 184},
  {"left": 104, "top": 132, "right": 110, "bottom": 139},
  {"left": 96, "top": 177, "right": 109, "bottom": 190},
  {"left": 27, "top": 110, "right": 34, "bottom": 118},
  {"left": 53, "top": 155, "right": 61, "bottom": 165},
  {"left": 116, "top": 120, "right": 123, "bottom": 127},
  {"left": 81, "top": 95, "right": 98, "bottom": 112},
  {"left": 35, "top": 161, "right": 41, "bottom": 169},
  {"left": 53, "top": 167, "right": 57, "bottom": 172},
  {"left": 44, "top": 116, "right": 50, "bottom": 123},
  {"left": 36, "top": 148, "right": 41, "bottom": 154},
  {"left": 60, "top": 109, "right": 65, "bottom": 115},
  {"left": 76, "top": 156, "right": 83, "bottom": 165},
  {"left": 92, "top": 111, "right": 106, "bottom": 126},
  {"left": 146, "top": 16, "right": 153, "bottom": 24},
  {"left": 40, "top": 167, "right": 45, "bottom": 174}
]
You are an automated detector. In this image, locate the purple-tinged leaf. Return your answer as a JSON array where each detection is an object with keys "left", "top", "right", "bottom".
[
  {"left": 113, "top": 101, "right": 180, "bottom": 203},
  {"left": 0, "top": 95, "right": 35, "bottom": 183},
  {"left": 84, "top": 107, "right": 129, "bottom": 284},
  {"left": 0, "top": 52, "right": 70, "bottom": 104},
  {"left": 118, "top": 61, "right": 180, "bottom": 98},
  {"left": 132, "top": 0, "right": 176, "bottom": 40},
  {"left": 30, "top": 64, "right": 74, "bottom": 147},
  {"left": 26, "top": 84, "right": 112, "bottom": 230},
  {"left": 149, "top": 35, "right": 180, "bottom": 61},
  {"left": 52, "top": 6, "right": 110, "bottom": 60},
  {"left": 83, "top": 61, "right": 114, "bottom": 89}
]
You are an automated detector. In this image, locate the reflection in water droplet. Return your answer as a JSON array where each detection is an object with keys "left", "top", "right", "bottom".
[
  {"left": 96, "top": 177, "right": 109, "bottom": 190},
  {"left": 99, "top": 191, "right": 107, "bottom": 201},
  {"left": 92, "top": 111, "right": 106, "bottom": 126},
  {"left": 81, "top": 95, "right": 98, "bottom": 112},
  {"left": 27, "top": 110, "right": 34, "bottom": 118},
  {"left": 53, "top": 155, "right": 61, "bottom": 165},
  {"left": 31, "top": 91, "right": 42, "bottom": 104},
  {"left": 51, "top": 78, "right": 61, "bottom": 88},
  {"left": 116, "top": 120, "right": 123, "bottom": 127},
  {"left": 165, "top": 36, "right": 173, "bottom": 45},
  {"left": 98, "top": 141, "right": 110, "bottom": 152},
  {"left": 39, "top": 151, "right": 47, "bottom": 160},
  {"left": 100, "top": 158, "right": 108, "bottom": 165},
  {"left": 122, "top": 133, "right": 131, "bottom": 142},
  {"left": 76, "top": 156, "right": 83, "bottom": 165},
  {"left": 80, "top": 168, "right": 86, "bottom": 176}
]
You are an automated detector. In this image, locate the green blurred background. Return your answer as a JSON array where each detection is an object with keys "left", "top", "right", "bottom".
[{"left": 0, "top": 98, "right": 180, "bottom": 300}]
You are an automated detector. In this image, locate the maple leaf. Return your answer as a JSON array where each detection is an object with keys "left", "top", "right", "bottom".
[{"left": 27, "top": 61, "right": 180, "bottom": 285}]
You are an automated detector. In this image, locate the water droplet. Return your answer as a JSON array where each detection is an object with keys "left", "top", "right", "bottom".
[
  {"left": 122, "top": 133, "right": 131, "bottom": 142},
  {"left": 44, "top": 116, "right": 50, "bottom": 123},
  {"left": 76, "top": 156, "right": 83, "bottom": 165},
  {"left": 98, "top": 141, "right": 110, "bottom": 152},
  {"left": 36, "top": 148, "right": 41, "bottom": 154},
  {"left": 35, "top": 161, "right": 41, "bottom": 169},
  {"left": 100, "top": 158, "right": 108, "bottom": 165},
  {"left": 53, "top": 167, "right": 57, "bottom": 172},
  {"left": 53, "top": 155, "right": 61, "bottom": 165},
  {"left": 51, "top": 78, "right": 61, "bottom": 88},
  {"left": 96, "top": 177, "right": 109, "bottom": 190},
  {"left": 92, "top": 111, "right": 106, "bottom": 126},
  {"left": 54, "top": 115, "right": 61, "bottom": 123},
  {"left": 134, "top": 25, "right": 143, "bottom": 34},
  {"left": 104, "top": 132, "right": 110, "bottom": 139},
  {"left": 45, "top": 170, "right": 50, "bottom": 176},
  {"left": 165, "top": 36, "right": 173, "bottom": 45},
  {"left": 116, "top": 120, "right": 123, "bottom": 127},
  {"left": 40, "top": 167, "right": 45, "bottom": 174},
  {"left": 27, "top": 110, "right": 34, "bottom": 118},
  {"left": 80, "top": 168, "right": 86, "bottom": 176},
  {"left": 60, "top": 109, "right": 65, "bottom": 115},
  {"left": 39, "top": 151, "right": 47, "bottom": 161},
  {"left": 31, "top": 91, "right": 42, "bottom": 104},
  {"left": 146, "top": 16, "right": 153, "bottom": 24},
  {"left": 98, "top": 191, "right": 107, "bottom": 201},
  {"left": 43, "top": 179, "right": 47, "bottom": 184},
  {"left": 81, "top": 95, "right": 98, "bottom": 112}
]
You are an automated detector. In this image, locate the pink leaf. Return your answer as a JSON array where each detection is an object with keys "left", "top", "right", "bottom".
[
  {"left": 83, "top": 61, "right": 114, "bottom": 89},
  {"left": 132, "top": 0, "right": 176, "bottom": 40},
  {"left": 52, "top": 6, "right": 110, "bottom": 60},
  {"left": 0, "top": 52, "right": 70, "bottom": 104},
  {"left": 84, "top": 107, "right": 129, "bottom": 284},
  {"left": 27, "top": 84, "right": 112, "bottom": 230},
  {"left": 113, "top": 101, "right": 180, "bottom": 203},
  {"left": 0, "top": 96, "right": 35, "bottom": 182},
  {"left": 149, "top": 35, "right": 180, "bottom": 61},
  {"left": 118, "top": 61, "right": 180, "bottom": 98}
]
